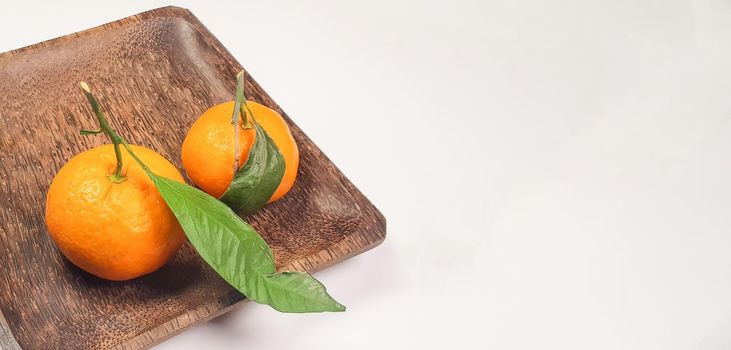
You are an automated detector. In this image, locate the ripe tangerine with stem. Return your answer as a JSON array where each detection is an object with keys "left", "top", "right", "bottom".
[
  {"left": 45, "top": 82, "right": 185, "bottom": 281},
  {"left": 181, "top": 72, "right": 299, "bottom": 202}
]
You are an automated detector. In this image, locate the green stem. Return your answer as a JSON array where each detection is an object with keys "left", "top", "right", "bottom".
[
  {"left": 120, "top": 139, "right": 152, "bottom": 174},
  {"left": 80, "top": 82, "right": 127, "bottom": 183},
  {"left": 235, "top": 70, "right": 254, "bottom": 129},
  {"left": 242, "top": 101, "right": 255, "bottom": 125},
  {"left": 230, "top": 70, "right": 255, "bottom": 177},
  {"left": 79, "top": 82, "right": 155, "bottom": 179},
  {"left": 231, "top": 72, "right": 244, "bottom": 176}
]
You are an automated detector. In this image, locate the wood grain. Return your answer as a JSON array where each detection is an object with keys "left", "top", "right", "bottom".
[{"left": 0, "top": 6, "right": 385, "bottom": 350}]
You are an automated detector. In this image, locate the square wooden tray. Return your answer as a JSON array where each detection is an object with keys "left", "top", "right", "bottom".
[{"left": 0, "top": 6, "right": 385, "bottom": 350}]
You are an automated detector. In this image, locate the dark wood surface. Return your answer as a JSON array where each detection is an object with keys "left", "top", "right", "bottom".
[{"left": 0, "top": 7, "right": 385, "bottom": 350}]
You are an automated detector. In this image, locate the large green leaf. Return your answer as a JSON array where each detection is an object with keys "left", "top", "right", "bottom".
[
  {"left": 148, "top": 174, "right": 345, "bottom": 313},
  {"left": 220, "top": 123, "right": 285, "bottom": 215}
]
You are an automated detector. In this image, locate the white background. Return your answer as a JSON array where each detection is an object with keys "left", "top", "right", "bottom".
[{"left": 3, "top": 1, "right": 731, "bottom": 349}]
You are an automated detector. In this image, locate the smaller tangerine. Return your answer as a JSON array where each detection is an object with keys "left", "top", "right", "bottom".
[{"left": 181, "top": 101, "right": 299, "bottom": 202}]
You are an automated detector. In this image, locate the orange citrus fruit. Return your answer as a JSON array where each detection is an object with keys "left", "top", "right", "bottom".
[
  {"left": 181, "top": 100, "right": 299, "bottom": 202},
  {"left": 45, "top": 144, "right": 185, "bottom": 281}
]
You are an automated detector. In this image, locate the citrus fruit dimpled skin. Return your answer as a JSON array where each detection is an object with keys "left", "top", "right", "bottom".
[
  {"left": 181, "top": 100, "right": 300, "bottom": 201},
  {"left": 45, "top": 144, "right": 185, "bottom": 281}
]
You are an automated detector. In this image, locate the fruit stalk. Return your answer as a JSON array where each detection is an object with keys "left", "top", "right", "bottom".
[
  {"left": 230, "top": 70, "right": 253, "bottom": 176},
  {"left": 79, "top": 82, "right": 156, "bottom": 176},
  {"left": 80, "top": 82, "right": 127, "bottom": 183}
]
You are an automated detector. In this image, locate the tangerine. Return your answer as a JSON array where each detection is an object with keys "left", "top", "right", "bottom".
[
  {"left": 45, "top": 144, "right": 185, "bottom": 281},
  {"left": 181, "top": 101, "right": 299, "bottom": 202}
]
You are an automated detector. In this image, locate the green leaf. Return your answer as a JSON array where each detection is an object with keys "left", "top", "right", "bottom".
[
  {"left": 147, "top": 174, "right": 345, "bottom": 313},
  {"left": 220, "top": 123, "right": 285, "bottom": 215}
]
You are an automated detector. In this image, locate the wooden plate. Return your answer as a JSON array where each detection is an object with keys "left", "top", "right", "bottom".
[{"left": 0, "top": 6, "right": 385, "bottom": 350}]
